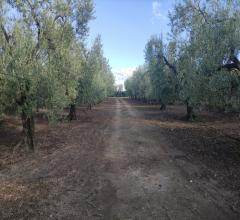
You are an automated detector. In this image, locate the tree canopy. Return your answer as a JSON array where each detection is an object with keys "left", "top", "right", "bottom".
[
  {"left": 0, "top": 0, "right": 115, "bottom": 150},
  {"left": 125, "top": 0, "right": 240, "bottom": 119}
]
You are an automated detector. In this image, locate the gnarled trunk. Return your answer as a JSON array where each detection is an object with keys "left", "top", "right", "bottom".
[
  {"left": 160, "top": 103, "right": 167, "bottom": 111},
  {"left": 68, "top": 104, "right": 77, "bottom": 121},
  {"left": 21, "top": 109, "right": 34, "bottom": 151},
  {"left": 186, "top": 102, "right": 195, "bottom": 121}
]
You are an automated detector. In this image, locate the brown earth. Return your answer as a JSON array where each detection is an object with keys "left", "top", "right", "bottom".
[{"left": 0, "top": 97, "right": 240, "bottom": 219}]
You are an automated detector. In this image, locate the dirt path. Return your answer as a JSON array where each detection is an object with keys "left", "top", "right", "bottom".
[
  {"left": 0, "top": 98, "right": 239, "bottom": 219},
  {"left": 101, "top": 98, "right": 238, "bottom": 219}
]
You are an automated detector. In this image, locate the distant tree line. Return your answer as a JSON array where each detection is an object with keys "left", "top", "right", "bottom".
[
  {"left": 125, "top": 0, "right": 240, "bottom": 120},
  {"left": 114, "top": 84, "right": 126, "bottom": 97}
]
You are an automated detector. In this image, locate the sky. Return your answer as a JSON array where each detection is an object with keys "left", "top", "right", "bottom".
[{"left": 87, "top": 0, "right": 176, "bottom": 86}]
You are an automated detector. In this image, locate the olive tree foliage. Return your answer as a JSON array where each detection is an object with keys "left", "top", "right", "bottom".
[
  {"left": 0, "top": 0, "right": 99, "bottom": 150},
  {"left": 77, "top": 35, "right": 115, "bottom": 109},
  {"left": 125, "top": 36, "right": 177, "bottom": 109},
  {"left": 125, "top": 66, "right": 152, "bottom": 102},
  {"left": 169, "top": 0, "right": 240, "bottom": 117},
  {"left": 125, "top": 0, "right": 240, "bottom": 119},
  {"left": 145, "top": 36, "right": 177, "bottom": 109}
]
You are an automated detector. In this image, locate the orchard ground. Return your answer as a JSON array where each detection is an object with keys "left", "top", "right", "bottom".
[{"left": 0, "top": 97, "right": 240, "bottom": 219}]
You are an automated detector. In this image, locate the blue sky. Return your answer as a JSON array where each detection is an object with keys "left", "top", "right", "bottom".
[{"left": 87, "top": 0, "right": 176, "bottom": 85}]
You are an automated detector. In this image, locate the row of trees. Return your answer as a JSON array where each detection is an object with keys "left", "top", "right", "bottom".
[
  {"left": 125, "top": 0, "right": 240, "bottom": 120},
  {"left": 0, "top": 0, "right": 115, "bottom": 150}
]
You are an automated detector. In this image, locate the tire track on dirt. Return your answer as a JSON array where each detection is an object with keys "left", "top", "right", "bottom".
[{"left": 102, "top": 98, "right": 239, "bottom": 220}]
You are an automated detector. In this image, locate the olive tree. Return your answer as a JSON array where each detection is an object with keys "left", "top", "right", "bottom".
[
  {"left": 77, "top": 36, "right": 115, "bottom": 109},
  {"left": 169, "top": 0, "right": 240, "bottom": 118},
  {"left": 0, "top": 0, "right": 94, "bottom": 150}
]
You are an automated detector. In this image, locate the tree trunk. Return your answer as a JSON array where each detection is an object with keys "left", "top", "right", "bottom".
[
  {"left": 160, "top": 103, "right": 167, "bottom": 110},
  {"left": 186, "top": 102, "right": 195, "bottom": 121},
  {"left": 21, "top": 109, "right": 34, "bottom": 151},
  {"left": 68, "top": 104, "right": 77, "bottom": 121},
  {"left": 87, "top": 104, "right": 92, "bottom": 110}
]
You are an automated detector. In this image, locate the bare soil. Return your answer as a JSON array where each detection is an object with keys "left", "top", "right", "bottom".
[{"left": 0, "top": 97, "right": 240, "bottom": 219}]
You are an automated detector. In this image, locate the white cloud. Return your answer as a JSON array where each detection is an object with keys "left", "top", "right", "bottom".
[
  {"left": 112, "top": 67, "right": 136, "bottom": 86},
  {"left": 152, "top": 1, "right": 167, "bottom": 20},
  {"left": 113, "top": 67, "right": 136, "bottom": 78}
]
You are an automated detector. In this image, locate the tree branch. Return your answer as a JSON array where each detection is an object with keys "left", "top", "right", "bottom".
[
  {"left": 191, "top": 2, "right": 210, "bottom": 24},
  {"left": 0, "top": 24, "right": 10, "bottom": 44},
  {"left": 0, "top": 23, "right": 14, "bottom": 56},
  {"left": 162, "top": 55, "right": 178, "bottom": 76},
  {"left": 53, "top": 14, "right": 66, "bottom": 23},
  {"left": 25, "top": 0, "right": 41, "bottom": 56},
  {"left": 190, "top": 2, "right": 236, "bottom": 25}
]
